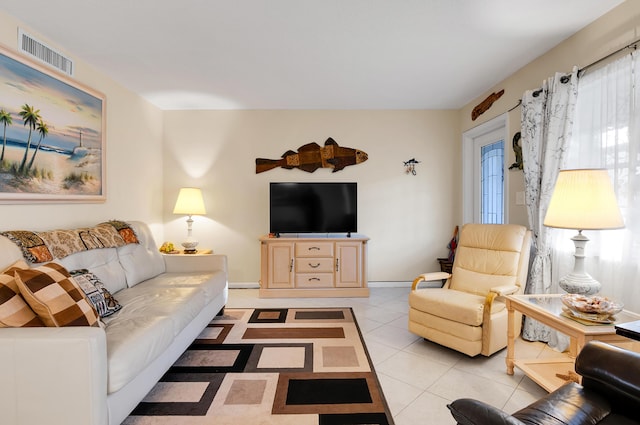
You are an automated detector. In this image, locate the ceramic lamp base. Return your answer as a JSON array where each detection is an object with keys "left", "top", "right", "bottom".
[
  {"left": 181, "top": 239, "right": 198, "bottom": 253},
  {"left": 559, "top": 273, "right": 601, "bottom": 295},
  {"left": 560, "top": 230, "right": 601, "bottom": 295}
]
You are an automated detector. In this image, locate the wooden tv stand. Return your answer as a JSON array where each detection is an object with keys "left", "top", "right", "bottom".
[{"left": 259, "top": 235, "right": 369, "bottom": 298}]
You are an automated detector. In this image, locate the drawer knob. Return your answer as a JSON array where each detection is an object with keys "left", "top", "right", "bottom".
[
  {"left": 309, "top": 277, "right": 321, "bottom": 281},
  {"left": 309, "top": 263, "right": 320, "bottom": 268},
  {"left": 309, "top": 246, "right": 321, "bottom": 251}
]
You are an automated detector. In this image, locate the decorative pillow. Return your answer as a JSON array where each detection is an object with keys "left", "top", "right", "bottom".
[
  {"left": 70, "top": 269, "right": 122, "bottom": 318},
  {"left": 14, "top": 262, "right": 99, "bottom": 327},
  {"left": 0, "top": 260, "right": 44, "bottom": 327}
]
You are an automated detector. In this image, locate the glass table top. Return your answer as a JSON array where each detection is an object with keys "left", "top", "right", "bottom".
[
  {"left": 513, "top": 294, "right": 640, "bottom": 326},
  {"left": 521, "top": 295, "right": 565, "bottom": 315}
]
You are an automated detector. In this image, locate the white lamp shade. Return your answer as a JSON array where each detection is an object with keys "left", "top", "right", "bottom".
[
  {"left": 544, "top": 169, "right": 624, "bottom": 230},
  {"left": 173, "top": 187, "right": 206, "bottom": 215}
]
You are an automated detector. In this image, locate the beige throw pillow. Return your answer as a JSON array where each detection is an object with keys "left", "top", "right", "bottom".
[
  {"left": 0, "top": 260, "right": 44, "bottom": 327},
  {"left": 14, "top": 262, "right": 99, "bottom": 327}
]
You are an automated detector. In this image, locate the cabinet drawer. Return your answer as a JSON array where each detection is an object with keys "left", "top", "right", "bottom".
[
  {"left": 296, "top": 258, "right": 334, "bottom": 273},
  {"left": 295, "top": 242, "right": 333, "bottom": 257},
  {"left": 296, "top": 273, "right": 334, "bottom": 288}
]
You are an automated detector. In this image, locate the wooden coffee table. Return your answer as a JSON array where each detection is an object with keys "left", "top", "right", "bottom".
[{"left": 505, "top": 294, "right": 640, "bottom": 392}]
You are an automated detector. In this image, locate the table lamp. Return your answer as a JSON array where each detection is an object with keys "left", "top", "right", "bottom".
[
  {"left": 173, "top": 187, "right": 206, "bottom": 253},
  {"left": 543, "top": 169, "right": 624, "bottom": 295}
]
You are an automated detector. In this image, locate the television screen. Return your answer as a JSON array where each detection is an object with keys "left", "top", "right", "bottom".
[{"left": 269, "top": 182, "right": 357, "bottom": 235}]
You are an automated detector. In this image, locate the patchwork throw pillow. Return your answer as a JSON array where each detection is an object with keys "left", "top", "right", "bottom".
[
  {"left": 14, "top": 262, "right": 99, "bottom": 327},
  {"left": 0, "top": 260, "right": 44, "bottom": 327},
  {"left": 70, "top": 269, "right": 122, "bottom": 318}
]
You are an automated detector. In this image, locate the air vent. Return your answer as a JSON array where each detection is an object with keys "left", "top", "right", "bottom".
[{"left": 18, "top": 29, "right": 73, "bottom": 76}]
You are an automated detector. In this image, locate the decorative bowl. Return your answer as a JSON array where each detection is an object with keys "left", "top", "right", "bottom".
[{"left": 561, "top": 293, "right": 623, "bottom": 316}]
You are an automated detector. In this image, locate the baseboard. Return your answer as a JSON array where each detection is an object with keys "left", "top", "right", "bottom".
[
  {"left": 229, "top": 282, "right": 260, "bottom": 289},
  {"left": 367, "top": 281, "right": 412, "bottom": 288},
  {"left": 228, "top": 281, "right": 412, "bottom": 289}
]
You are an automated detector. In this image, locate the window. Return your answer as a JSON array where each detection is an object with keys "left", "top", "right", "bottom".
[
  {"left": 462, "top": 114, "right": 508, "bottom": 224},
  {"left": 480, "top": 140, "right": 504, "bottom": 224},
  {"left": 557, "top": 51, "right": 640, "bottom": 310}
]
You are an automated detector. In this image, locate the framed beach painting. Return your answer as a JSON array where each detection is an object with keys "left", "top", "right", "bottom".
[{"left": 0, "top": 44, "right": 106, "bottom": 203}]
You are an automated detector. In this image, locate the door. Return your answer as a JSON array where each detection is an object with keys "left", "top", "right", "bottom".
[{"left": 462, "top": 114, "right": 508, "bottom": 224}]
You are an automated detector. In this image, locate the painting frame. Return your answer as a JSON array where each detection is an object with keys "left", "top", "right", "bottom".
[{"left": 0, "top": 43, "right": 106, "bottom": 203}]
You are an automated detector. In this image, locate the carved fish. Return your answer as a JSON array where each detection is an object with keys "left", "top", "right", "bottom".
[
  {"left": 255, "top": 138, "right": 368, "bottom": 173},
  {"left": 472, "top": 89, "right": 504, "bottom": 121}
]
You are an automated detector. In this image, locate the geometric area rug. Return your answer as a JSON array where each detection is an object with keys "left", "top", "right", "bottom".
[{"left": 123, "top": 308, "right": 395, "bottom": 425}]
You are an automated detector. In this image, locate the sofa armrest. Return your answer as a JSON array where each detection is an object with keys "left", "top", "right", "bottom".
[
  {"left": 163, "top": 254, "right": 228, "bottom": 274},
  {"left": 447, "top": 399, "right": 526, "bottom": 425},
  {"left": 0, "top": 327, "right": 108, "bottom": 425},
  {"left": 576, "top": 341, "right": 640, "bottom": 411}
]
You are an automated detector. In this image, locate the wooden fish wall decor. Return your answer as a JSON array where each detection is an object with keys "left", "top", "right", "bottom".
[
  {"left": 472, "top": 89, "right": 504, "bottom": 121},
  {"left": 255, "top": 137, "right": 368, "bottom": 174}
]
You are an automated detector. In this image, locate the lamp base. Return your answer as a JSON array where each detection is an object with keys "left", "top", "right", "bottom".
[
  {"left": 559, "top": 272, "right": 601, "bottom": 295},
  {"left": 181, "top": 214, "right": 199, "bottom": 253},
  {"left": 559, "top": 230, "right": 601, "bottom": 295},
  {"left": 181, "top": 239, "right": 199, "bottom": 253}
]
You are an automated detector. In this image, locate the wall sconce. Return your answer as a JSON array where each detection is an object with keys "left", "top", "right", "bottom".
[
  {"left": 173, "top": 187, "right": 206, "bottom": 253},
  {"left": 543, "top": 169, "right": 624, "bottom": 295},
  {"left": 404, "top": 158, "right": 420, "bottom": 175}
]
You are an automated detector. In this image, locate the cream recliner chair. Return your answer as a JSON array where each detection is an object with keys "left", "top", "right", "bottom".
[{"left": 409, "top": 223, "right": 532, "bottom": 357}]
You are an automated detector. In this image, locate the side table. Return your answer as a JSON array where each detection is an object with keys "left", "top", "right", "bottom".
[
  {"left": 162, "top": 249, "right": 213, "bottom": 255},
  {"left": 506, "top": 294, "right": 640, "bottom": 392}
]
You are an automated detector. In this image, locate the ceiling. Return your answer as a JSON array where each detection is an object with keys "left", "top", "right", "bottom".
[{"left": 1, "top": 0, "right": 625, "bottom": 110}]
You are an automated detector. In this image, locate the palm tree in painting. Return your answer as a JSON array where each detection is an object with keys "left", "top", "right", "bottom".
[
  {"left": 27, "top": 118, "right": 49, "bottom": 171},
  {"left": 0, "top": 108, "right": 12, "bottom": 162},
  {"left": 18, "top": 104, "right": 41, "bottom": 173}
]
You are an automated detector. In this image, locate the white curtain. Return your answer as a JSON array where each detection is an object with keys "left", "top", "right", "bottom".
[
  {"left": 556, "top": 52, "right": 640, "bottom": 313},
  {"left": 520, "top": 69, "right": 578, "bottom": 343}
]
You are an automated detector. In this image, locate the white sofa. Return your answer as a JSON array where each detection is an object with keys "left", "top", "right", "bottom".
[{"left": 0, "top": 221, "right": 228, "bottom": 425}]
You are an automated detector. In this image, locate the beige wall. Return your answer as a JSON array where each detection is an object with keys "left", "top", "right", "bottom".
[
  {"left": 2, "top": 1, "right": 638, "bottom": 285},
  {"left": 0, "top": 12, "right": 165, "bottom": 238},
  {"left": 162, "top": 110, "right": 460, "bottom": 283},
  {"left": 459, "top": 0, "right": 640, "bottom": 226}
]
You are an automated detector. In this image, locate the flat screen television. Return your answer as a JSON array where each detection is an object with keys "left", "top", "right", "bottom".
[{"left": 269, "top": 182, "right": 357, "bottom": 236}]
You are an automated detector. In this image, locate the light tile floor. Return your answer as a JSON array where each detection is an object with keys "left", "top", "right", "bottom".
[{"left": 227, "top": 286, "right": 558, "bottom": 425}]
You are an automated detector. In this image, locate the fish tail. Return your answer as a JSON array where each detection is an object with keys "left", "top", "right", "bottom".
[{"left": 255, "top": 158, "right": 283, "bottom": 173}]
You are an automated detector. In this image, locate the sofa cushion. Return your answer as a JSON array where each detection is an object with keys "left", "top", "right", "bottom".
[
  {"left": 450, "top": 267, "right": 516, "bottom": 297},
  {"left": 58, "top": 248, "right": 128, "bottom": 295},
  {"left": 101, "top": 277, "right": 214, "bottom": 393},
  {"left": 409, "top": 288, "right": 505, "bottom": 327},
  {"left": 0, "top": 260, "right": 44, "bottom": 327},
  {"left": 14, "top": 263, "right": 99, "bottom": 327},
  {"left": 70, "top": 269, "right": 122, "bottom": 318},
  {"left": 145, "top": 271, "right": 228, "bottom": 305},
  {"left": 117, "top": 222, "right": 165, "bottom": 287}
]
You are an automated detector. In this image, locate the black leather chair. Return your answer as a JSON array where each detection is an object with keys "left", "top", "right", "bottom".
[{"left": 447, "top": 340, "right": 640, "bottom": 425}]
